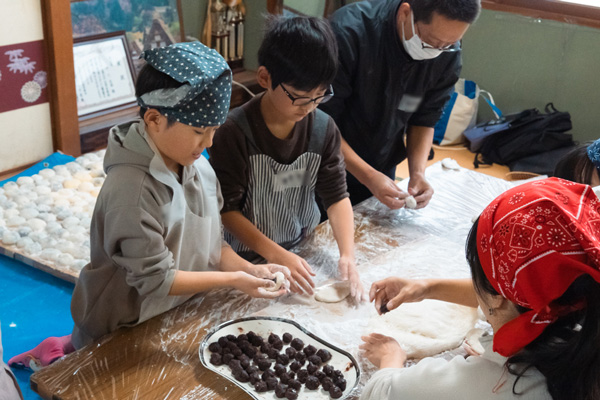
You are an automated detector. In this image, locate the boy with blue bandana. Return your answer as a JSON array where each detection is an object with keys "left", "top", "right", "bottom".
[
  {"left": 209, "top": 17, "right": 365, "bottom": 301},
  {"left": 9, "top": 43, "right": 289, "bottom": 367}
]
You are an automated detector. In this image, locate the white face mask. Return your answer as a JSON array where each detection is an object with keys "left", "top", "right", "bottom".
[{"left": 401, "top": 11, "right": 443, "bottom": 60}]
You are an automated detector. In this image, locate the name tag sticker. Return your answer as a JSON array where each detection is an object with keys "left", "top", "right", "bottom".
[{"left": 398, "top": 94, "right": 422, "bottom": 112}]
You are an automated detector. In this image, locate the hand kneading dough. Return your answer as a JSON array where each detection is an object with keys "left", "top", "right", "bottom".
[
  {"left": 368, "top": 299, "right": 478, "bottom": 359},
  {"left": 314, "top": 281, "right": 351, "bottom": 303},
  {"left": 266, "top": 271, "right": 286, "bottom": 292}
]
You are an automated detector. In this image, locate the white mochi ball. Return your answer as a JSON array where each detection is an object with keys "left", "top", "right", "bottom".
[
  {"left": 62, "top": 179, "right": 81, "bottom": 189},
  {"left": 20, "top": 207, "right": 39, "bottom": 220},
  {"left": 17, "top": 176, "right": 34, "bottom": 186},
  {"left": 28, "top": 218, "right": 47, "bottom": 232},
  {"left": 13, "top": 196, "right": 31, "bottom": 206},
  {"left": 53, "top": 165, "right": 71, "bottom": 177},
  {"left": 6, "top": 216, "right": 26, "bottom": 227},
  {"left": 65, "top": 162, "right": 83, "bottom": 173},
  {"left": 62, "top": 216, "right": 80, "bottom": 229},
  {"left": 31, "top": 174, "right": 44, "bottom": 184},
  {"left": 57, "top": 253, "right": 75, "bottom": 267},
  {"left": 39, "top": 168, "right": 56, "bottom": 179},
  {"left": 35, "top": 196, "right": 53, "bottom": 206},
  {"left": 17, "top": 236, "right": 33, "bottom": 249},
  {"left": 40, "top": 236, "right": 58, "bottom": 249},
  {"left": 4, "top": 209, "right": 19, "bottom": 219},
  {"left": 24, "top": 242, "right": 42, "bottom": 255},
  {"left": 77, "top": 182, "right": 95, "bottom": 193},
  {"left": 35, "top": 186, "right": 51, "bottom": 195},
  {"left": 53, "top": 198, "right": 70, "bottom": 208},
  {"left": 67, "top": 225, "right": 86, "bottom": 236},
  {"left": 17, "top": 226, "right": 32, "bottom": 237},
  {"left": 38, "top": 212, "right": 57, "bottom": 223},
  {"left": 2, "top": 231, "right": 19, "bottom": 245},
  {"left": 40, "top": 248, "right": 61, "bottom": 262},
  {"left": 90, "top": 188, "right": 100, "bottom": 198},
  {"left": 72, "top": 259, "right": 88, "bottom": 270},
  {"left": 73, "top": 171, "right": 92, "bottom": 182}
]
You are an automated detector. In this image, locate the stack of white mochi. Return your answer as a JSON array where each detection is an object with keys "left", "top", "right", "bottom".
[{"left": 0, "top": 150, "right": 106, "bottom": 274}]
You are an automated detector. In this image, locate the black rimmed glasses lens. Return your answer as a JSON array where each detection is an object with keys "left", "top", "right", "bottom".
[{"left": 279, "top": 83, "right": 334, "bottom": 106}]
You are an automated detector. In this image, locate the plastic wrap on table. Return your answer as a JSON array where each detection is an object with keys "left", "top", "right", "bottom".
[{"left": 31, "top": 162, "right": 516, "bottom": 400}]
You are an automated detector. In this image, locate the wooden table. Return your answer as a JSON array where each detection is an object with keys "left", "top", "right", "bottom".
[{"left": 31, "top": 163, "right": 513, "bottom": 400}]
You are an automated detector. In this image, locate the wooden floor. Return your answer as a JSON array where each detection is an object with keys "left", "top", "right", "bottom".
[{"left": 396, "top": 145, "right": 510, "bottom": 181}]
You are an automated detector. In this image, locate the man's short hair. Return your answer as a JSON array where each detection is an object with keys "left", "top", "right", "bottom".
[
  {"left": 408, "top": 0, "right": 481, "bottom": 24},
  {"left": 258, "top": 15, "right": 338, "bottom": 92},
  {"left": 135, "top": 63, "right": 184, "bottom": 126}
]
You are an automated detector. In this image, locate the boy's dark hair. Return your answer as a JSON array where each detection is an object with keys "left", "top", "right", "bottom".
[
  {"left": 466, "top": 219, "right": 600, "bottom": 400},
  {"left": 135, "top": 63, "right": 185, "bottom": 126},
  {"left": 553, "top": 142, "right": 596, "bottom": 185},
  {"left": 258, "top": 15, "right": 338, "bottom": 92},
  {"left": 407, "top": 0, "right": 481, "bottom": 24}
]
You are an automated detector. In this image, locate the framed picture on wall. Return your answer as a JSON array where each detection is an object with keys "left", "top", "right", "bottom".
[
  {"left": 70, "top": 0, "right": 185, "bottom": 75},
  {"left": 73, "top": 31, "right": 137, "bottom": 118}
]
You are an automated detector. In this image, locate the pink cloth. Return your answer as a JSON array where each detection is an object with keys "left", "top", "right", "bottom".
[{"left": 8, "top": 335, "right": 74, "bottom": 370}]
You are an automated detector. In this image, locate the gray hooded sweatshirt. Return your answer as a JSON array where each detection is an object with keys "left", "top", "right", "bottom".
[{"left": 71, "top": 121, "right": 223, "bottom": 348}]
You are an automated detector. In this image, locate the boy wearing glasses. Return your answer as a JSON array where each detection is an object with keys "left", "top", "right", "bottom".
[
  {"left": 209, "top": 16, "right": 364, "bottom": 301},
  {"left": 321, "top": 0, "right": 480, "bottom": 210}
]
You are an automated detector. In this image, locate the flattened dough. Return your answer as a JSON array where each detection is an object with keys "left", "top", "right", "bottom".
[
  {"left": 368, "top": 299, "right": 478, "bottom": 359},
  {"left": 314, "top": 281, "right": 351, "bottom": 303}
]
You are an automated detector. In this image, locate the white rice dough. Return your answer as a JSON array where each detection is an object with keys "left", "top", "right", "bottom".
[
  {"left": 367, "top": 299, "right": 478, "bottom": 359},
  {"left": 266, "top": 271, "right": 286, "bottom": 292},
  {"left": 314, "top": 281, "right": 351, "bottom": 303},
  {"left": 404, "top": 195, "right": 417, "bottom": 209}
]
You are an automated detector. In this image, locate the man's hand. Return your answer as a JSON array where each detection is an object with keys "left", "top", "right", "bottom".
[
  {"left": 364, "top": 170, "right": 406, "bottom": 209},
  {"left": 268, "top": 250, "right": 315, "bottom": 295},
  {"left": 407, "top": 174, "right": 433, "bottom": 209},
  {"left": 338, "top": 256, "right": 367, "bottom": 303}
]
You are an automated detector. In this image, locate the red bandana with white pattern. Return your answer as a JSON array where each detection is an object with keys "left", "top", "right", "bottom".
[{"left": 477, "top": 177, "right": 600, "bottom": 357}]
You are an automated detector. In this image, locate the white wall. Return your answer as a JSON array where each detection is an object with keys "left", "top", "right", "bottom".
[{"left": 0, "top": 0, "right": 54, "bottom": 173}]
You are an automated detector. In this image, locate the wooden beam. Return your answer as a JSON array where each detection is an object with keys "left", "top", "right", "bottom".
[
  {"left": 41, "top": 0, "right": 81, "bottom": 156},
  {"left": 266, "top": 0, "right": 283, "bottom": 14}
]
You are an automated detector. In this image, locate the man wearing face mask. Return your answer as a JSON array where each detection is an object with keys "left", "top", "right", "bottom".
[{"left": 320, "top": 0, "right": 481, "bottom": 210}]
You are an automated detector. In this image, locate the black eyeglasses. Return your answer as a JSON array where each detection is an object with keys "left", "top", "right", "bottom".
[{"left": 279, "top": 83, "right": 334, "bottom": 106}]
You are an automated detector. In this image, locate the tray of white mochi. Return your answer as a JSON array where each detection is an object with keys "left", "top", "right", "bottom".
[{"left": 0, "top": 151, "right": 106, "bottom": 282}]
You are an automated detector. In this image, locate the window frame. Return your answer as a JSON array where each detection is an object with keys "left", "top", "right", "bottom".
[{"left": 481, "top": 0, "right": 600, "bottom": 29}]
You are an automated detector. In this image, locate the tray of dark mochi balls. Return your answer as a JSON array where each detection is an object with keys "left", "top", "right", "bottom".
[{"left": 200, "top": 317, "right": 360, "bottom": 399}]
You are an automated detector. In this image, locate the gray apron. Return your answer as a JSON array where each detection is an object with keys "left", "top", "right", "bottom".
[{"left": 226, "top": 108, "right": 329, "bottom": 260}]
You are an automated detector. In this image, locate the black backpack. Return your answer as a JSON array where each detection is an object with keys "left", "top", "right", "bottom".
[{"left": 474, "top": 103, "right": 575, "bottom": 168}]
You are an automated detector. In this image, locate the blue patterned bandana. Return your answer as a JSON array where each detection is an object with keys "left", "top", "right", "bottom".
[
  {"left": 587, "top": 138, "right": 600, "bottom": 169},
  {"left": 138, "top": 41, "right": 232, "bottom": 127}
]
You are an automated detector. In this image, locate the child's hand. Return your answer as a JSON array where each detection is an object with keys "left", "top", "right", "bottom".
[
  {"left": 338, "top": 256, "right": 367, "bottom": 303},
  {"left": 269, "top": 250, "right": 315, "bottom": 295},
  {"left": 369, "top": 277, "right": 430, "bottom": 315},
  {"left": 247, "top": 264, "right": 292, "bottom": 290},
  {"left": 360, "top": 333, "right": 406, "bottom": 369},
  {"left": 232, "top": 271, "right": 287, "bottom": 299}
]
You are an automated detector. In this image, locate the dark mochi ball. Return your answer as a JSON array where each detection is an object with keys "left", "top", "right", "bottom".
[
  {"left": 257, "top": 359, "right": 272, "bottom": 371},
  {"left": 222, "top": 347, "right": 231, "bottom": 355},
  {"left": 254, "top": 380, "right": 268, "bottom": 392},
  {"left": 243, "top": 345, "right": 257, "bottom": 358},
  {"left": 307, "top": 355, "right": 322, "bottom": 366},
  {"left": 275, "top": 384, "right": 288, "bottom": 399},
  {"left": 305, "top": 375, "right": 320, "bottom": 390},
  {"left": 238, "top": 355, "right": 251, "bottom": 369},
  {"left": 282, "top": 332, "right": 293, "bottom": 344},
  {"left": 250, "top": 335, "right": 263, "bottom": 347},
  {"left": 330, "top": 385, "right": 343, "bottom": 398},
  {"left": 285, "top": 347, "right": 297, "bottom": 358},
  {"left": 294, "top": 351, "right": 306, "bottom": 363},
  {"left": 279, "top": 372, "right": 292, "bottom": 384},
  {"left": 317, "top": 348, "right": 332, "bottom": 363},
  {"left": 287, "top": 378, "right": 302, "bottom": 391},
  {"left": 253, "top": 354, "right": 267, "bottom": 364},
  {"left": 246, "top": 365, "right": 259, "bottom": 375},
  {"left": 276, "top": 353, "right": 290, "bottom": 365},
  {"left": 306, "top": 362, "right": 318, "bottom": 375},
  {"left": 268, "top": 333, "right": 281, "bottom": 344},
  {"left": 226, "top": 334, "right": 237, "bottom": 342},
  {"left": 261, "top": 368, "right": 275, "bottom": 381},
  {"left": 274, "top": 363, "right": 286, "bottom": 376},
  {"left": 285, "top": 388, "right": 298, "bottom": 400},
  {"left": 209, "top": 353, "right": 222, "bottom": 366},
  {"left": 246, "top": 331, "right": 257, "bottom": 341},
  {"left": 237, "top": 334, "right": 248, "bottom": 342},
  {"left": 249, "top": 372, "right": 261, "bottom": 385},
  {"left": 333, "top": 369, "right": 344, "bottom": 380},
  {"left": 267, "top": 347, "right": 280, "bottom": 360},
  {"left": 314, "top": 370, "right": 326, "bottom": 382},
  {"left": 321, "top": 377, "right": 334, "bottom": 391},
  {"left": 228, "top": 359, "right": 242, "bottom": 371},
  {"left": 272, "top": 339, "right": 284, "bottom": 351},
  {"left": 323, "top": 364, "right": 334, "bottom": 377},
  {"left": 226, "top": 341, "right": 239, "bottom": 351},
  {"left": 232, "top": 347, "right": 243, "bottom": 357},
  {"left": 335, "top": 377, "right": 347, "bottom": 391},
  {"left": 297, "top": 368, "right": 309, "bottom": 383},
  {"left": 289, "top": 361, "right": 302, "bottom": 372},
  {"left": 234, "top": 369, "right": 250, "bottom": 383},
  {"left": 208, "top": 342, "right": 222, "bottom": 353},
  {"left": 218, "top": 336, "right": 229, "bottom": 347},
  {"left": 266, "top": 376, "right": 278, "bottom": 390},
  {"left": 261, "top": 342, "right": 272, "bottom": 354},
  {"left": 290, "top": 338, "right": 304, "bottom": 351},
  {"left": 303, "top": 344, "right": 317, "bottom": 357},
  {"left": 222, "top": 353, "right": 234, "bottom": 364}
]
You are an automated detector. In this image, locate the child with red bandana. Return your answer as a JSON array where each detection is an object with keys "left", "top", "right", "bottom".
[{"left": 361, "top": 177, "right": 600, "bottom": 400}]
